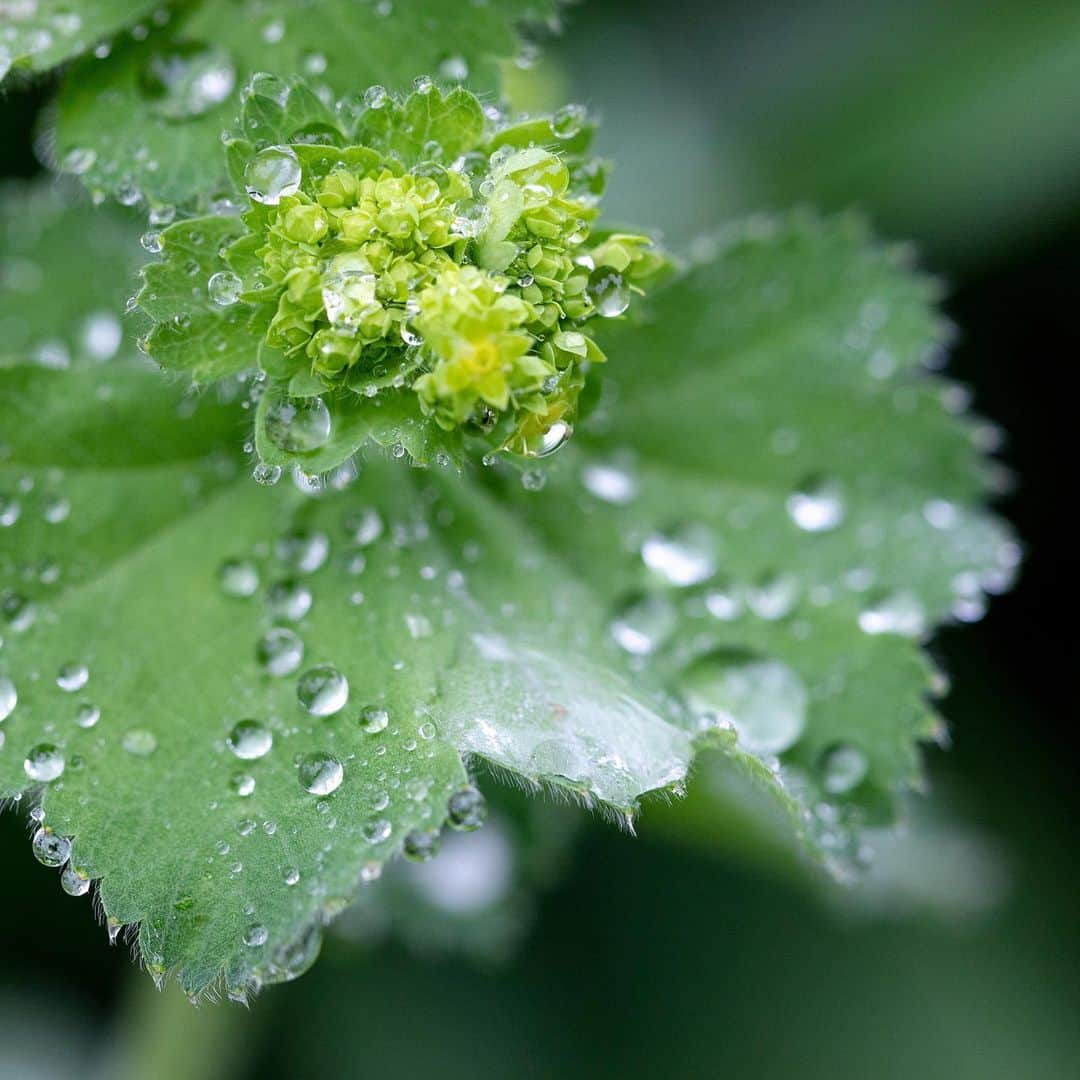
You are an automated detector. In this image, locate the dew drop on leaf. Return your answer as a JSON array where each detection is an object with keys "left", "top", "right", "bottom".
[
  {"left": 680, "top": 650, "right": 808, "bottom": 755},
  {"left": 255, "top": 627, "right": 304, "bottom": 677},
  {"left": 263, "top": 394, "right": 332, "bottom": 452},
  {"left": 230, "top": 772, "right": 256, "bottom": 797},
  {"left": 32, "top": 828, "right": 71, "bottom": 867},
  {"left": 588, "top": 266, "right": 630, "bottom": 317},
  {"left": 297, "top": 751, "right": 343, "bottom": 795},
  {"left": 641, "top": 524, "right": 717, "bottom": 587},
  {"left": 75, "top": 703, "right": 101, "bottom": 729},
  {"left": 56, "top": 662, "right": 89, "bottom": 692},
  {"left": 403, "top": 827, "right": 440, "bottom": 861},
  {"left": 208, "top": 270, "right": 242, "bottom": 306},
  {"left": 787, "top": 476, "right": 846, "bottom": 532},
  {"left": 60, "top": 865, "right": 92, "bottom": 897},
  {"left": 122, "top": 729, "right": 158, "bottom": 757},
  {"left": 266, "top": 579, "right": 313, "bottom": 622},
  {"left": 446, "top": 785, "right": 487, "bottom": 831},
  {"left": 820, "top": 743, "right": 869, "bottom": 794},
  {"left": 138, "top": 42, "right": 236, "bottom": 120},
  {"left": 610, "top": 593, "right": 677, "bottom": 655},
  {"left": 218, "top": 558, "right": 260, "bottom": 598},
  {"left": 226, "top": 719, "right": 273, "bottom": 760},
  {"left": 857, "top": 590, "right": 927, "bottom": 637},
  {"left": 363, "top": 818, "right": 393, "bottom": 844},
  {"left": 296, "top": 665, "right": 349, "bottom": 717},
  {"left": 25, "top": 743, "right": 65, "bottom": 782},
  {"left": 244, "top": 145, "right": 302, "bottom": 205},
  {"left": 0, "top": 675, "right": 16, "bottom": 722},
  {"left": 244, "top": 924, "right": 268, "bottom": 948},
  {"left": 357, "top": 705, "right": 389, "bottom": 734}
]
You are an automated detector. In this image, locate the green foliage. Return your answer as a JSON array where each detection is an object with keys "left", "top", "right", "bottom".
[
  {"left": 136, "top": 76, "right": 660, "bottom": 474},
  {"left": 51, "top": 0, "right": 557, "bottom": 206},
  {"left": 0, "top": 0, "right": 1017, "bottom": 1003}
]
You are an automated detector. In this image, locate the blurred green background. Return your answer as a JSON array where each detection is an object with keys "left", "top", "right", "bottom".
[{"left": 2, "top": 1, "right": 1077, "bottom": 1076}]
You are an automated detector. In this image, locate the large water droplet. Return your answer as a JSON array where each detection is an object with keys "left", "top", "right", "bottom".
[
  {"left": 263, "top": 394, "right": 331, "bottom": 452},
  {"left": 588, "top": 266, "right": 630, "bottom": 317},
  {"left": 403, "top": 828, "right": 440, "bottom": 861},
  {"left": 227, "top": 719, "right": 273, "bottom": 760},
  {"left": 208, "top": 270, "right": 242, "bottom": 306},
  {"left": 297, "top": 665, "right": 349, "bottom": 716},
  {"left": 298, "top": 751, "right": 343, "bottom": 795},
  {"left": 32, "top": 828, "right": 71, "bottom": 866},
  {"left": 244, "top": 924, "right": 268, "bottom": 947},
  {"left": 256, "top": 627, "right": 304, "bottom": 676},
  {"left": 60, "top": 864, "right": 92, "bottom": 897},
  {"left": 139, "top": 42, "right": 236, "bottom": 119},
  {"left": 680, "top": 651, "right": 807, "bottom": 755},
  {"left": 56, "top": 662, "right": 89, "bottom": 693},
  {"left": 25, "top": 743, "right": 65, "bottom": 782},
  {"left": 245, "top": 145, "right": 302, "bottom": 205}
]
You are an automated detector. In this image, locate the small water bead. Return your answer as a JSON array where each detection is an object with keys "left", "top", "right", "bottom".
[
  {"left": 641, "top": 525, "right": 717, "bottom": 587},
  {"left": 363, "top": 84, "right": 388, "bottom": 109},
  {"left": 403, "top": 828, "right": 440, "bottom": 862},
  {"left": 60, "top": 864, "right": 92, "bottom": 897},
  {"left": 610, "top": 593, "right": 677, "bottom": 655},
  {"left": 208, "top": 270, "right": 242, "bottom": 306},
  {"left": 140, "top": 230, "right": 163, "bottom": 253},
  {"left": 581, "top": 461, "right": 638, "bottom": 504},
  {"left": 230, "top": 772, "right": 256, "bottom": 797},
  {"left": 227, "top": 719, "right": 273, "bottom": 761},
  {"left": 25, "top": 744, "right": 65, "bottom": 782},
  {"left": 786, "top": 477, "right": 846, "bottom": 532},
  {"left": 296, "top": 665, "right": 349, "bottom": 716},
  {"left": 56, "top": 662, "right": 89, "bottom": 693},
  {"left": 521, "top": 468, "right": 546, "bottom": 491},
  {"left": 256, "top": 627, "right": 305, "bottom": 676},
  {"left": 588, "top": 266, "right": 630, "bottom": 317},
  {"left": 0, "top": 494, "right": 20, "bottom": 527},
  {"left": 447, "top": 785, "right": 487, "bottom": 831},
  {"left": 358, "top": 705, "right": 389, "bottom": 734},
  {"left": 412, "top": 74, "right": 434, "bottom": 94},
  {"left": 263, "top": 394, "right": 332, "bottom": 452},
  {"left": 122, "top": 729, "right": 157, "bottom": 756},
  {"left": 275, "top": 529, "right": 329, "bottom": 574},
  {"left": 62, "top": 146, "right": 97, "bottom": 175},
  {"left": 245, "top": 145, "right": 302, "bottom": 205},
  {"left": 218, "top": 558, "right": 260, "bottom": 597},
  {"left": 680, "top": 651, "right": 808, "bottom": 755},
  {"left": 283, "top": 865, "right": 301, "bottom": 886},
  {"left": 746, "top": 573, "right": 799, "bottom": 620},
  {"left": 551, "top": 103, "right": 587, "bottom": 140},
  {"left": 139, "top": 42, "right": 236, "bottom": 119},
  {"left": 81, "top": 311, "right": 123, "bottom": 360},
  {"left": 298, "top": 751, "right": 343, "bottom": 795},
  {"left": 362, "top": 818, "right": 393, "bottom": 844},
  {"left": 302, "top": 50, "right": 328, "bottom": 75},
  {"left": 253, "top": 462, "right": 282, "bottom": 486},
  {"left": 820, "top": 743, "right": 869, "bottom": 795},
  {"left": 267, "top": 579, "right": 313, "bottom": 622},
  {"left": 42, "top": 495, "right": 71, "bottom": 524},
  {"left": 75, "top": 702, "right": 101, "bottom": 729},
  {"left": 857, "top": 590, "right": 927, "bottom": 637},
  {"left": 32, "top": 828, "right": 71, "bottom": 867},
  {"left": 0, "top": 675, "right": 16, "bottom": 722},
  {"left": 244, "top": 924, "right": 269, "bottom": 948},
  {"left": 344, "top": 507, "right": 383, "bottom": 546}
]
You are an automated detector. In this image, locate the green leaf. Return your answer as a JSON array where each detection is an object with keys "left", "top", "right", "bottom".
[
  {"left": 0, "top": 0, "right": 159, "bottom": 82},
  {"left": 52, "top": 0, "right": 556, "bottom": 206},
  {"left": 0, "top": 191, "right": 1014, "bottom": 994}
]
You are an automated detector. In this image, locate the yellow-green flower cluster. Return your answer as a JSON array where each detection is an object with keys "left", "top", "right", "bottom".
[{"left": 243, "top": 114, "right": 664, "bottom": 453}]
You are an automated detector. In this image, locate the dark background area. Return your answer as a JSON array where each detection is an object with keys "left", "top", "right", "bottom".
[{"left": 1, "top": 1, "right": 1077, "bottom": 1077}]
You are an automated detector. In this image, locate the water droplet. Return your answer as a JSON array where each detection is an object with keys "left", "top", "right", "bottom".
[
  {"left": 363, "top": 818, "right": 393, "bottom": 844},
  {"left": 56, "top": 662, "right": 89, "bottom": 692},
  {"left": 858, "top": 590, "right": 926, "bottom": 637},
  {"left": 263, "top": 394, "right": 331, "bottom": 452},
  {"left": 208, "top": 270, "right": 242, "bottom": 306},
  {"left": 363, "top": 84, "right": 388, "bottom": 109},
  {"left": 680, "top": 651, "right": 808, "bottom": 755},
  {"left": 2, "top": 593, "right": 36, "bottom": 632},
  {"left": 256, "top": 627, "right": 304, "bottom": 676},
  {"left": 820, "top": 743, "right": 869, "bottom": 795},
  {"left": 610, "top": 593, "right": 677, "bottom": 655},
  {"left": 641, "top": 524, "right": 716, "bottom": 587},
  {"left": 746, "top": 573, "right": 799, "bottom": 620},
  {"left": 275, "top": 529, "right": 329, "bottom": 574},
  {"left": 218, "top": 558, "right": 260, "bottom": 598},
  {"left": 122, "top": 729, "right": 157, "bottom": 756},
  {"left": 588, "top": 266, "right": 630, "bottom": 317},
  {"left": 344, "top": 507, "right": 383, "bottom": 546},
  {"left": 227, "top": 719, "right": 273, "bottom": 760},
  {"left": 298, "top": 751, "right": 343, "bottom": 795},
  {"left": 25, "top": 743, "right": 65, "bottom": 782},
  {"left": 32, "top": 828, "right": 71, "bottom": 866},
  {"left": 551, "top": 103, "right": 586, "bottom": 139},
  {"left": 283, "top": 865, "right": 301, "bottom": 886},
  {"left": 521, "top": 420, "right": 572, "bottom": 458},
  {"left": 0, "top": 494, "right": 20, "bottom": 527},
  {"left": 297, "top": 665, "right": 349, "bottom": 716},
  {"left": 245, "top": 145, "right": 302, "bottom": 205},
  {"left": 0, "top": 676, "right": 16, "bottom": 722},
  {"left": 581, "top": 461, "right": 638, "bottom": 504},
  {"left": 81, "top": 311, "right": 122, "bottom": 360},
  {"left": 786, "top": 477, "right": 846, "bottom": 532},
  {"left": 60, "top": 864, "right": 91, "bottom": 897},
  {"left": 403, "top": 827, "right": 440, "bottom": 862},
  {"left": 447, "top": 785, "right": 487, "bottom": 831},
  {"left": 413, "top": 74, "right": 434, "bottom": 94},
  {"left": 42, "top": 494, "right": 71, "bottom": 524},
  {"left": 267, "top": 579, "right": 313, "bottom": 622},
  {"left": 139, "top": 42, "right": 236, "bottom": 119},
  {"left": 357, "top": 705, "right": 389, "bottom": 733},
  {"left": 229, "top": 772, "right": 256, "bottom": 797},
  {"left": 75, "top": 703, "right": 101, "bottom": 729},
  {"left": 140, "top": 230, "right": 163, "bottom": 253},
  {"left": 62, "top": 146, "right": 97, "bottom": 175},
  {"left": 302, "top": 50, "right": 328, "bottom": 75},
  {"left": 244, "top": 924, "right": 268, "bottom": 947},
  {"left": 253, "top": 462, "right": 282, "bottom": 486}
]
